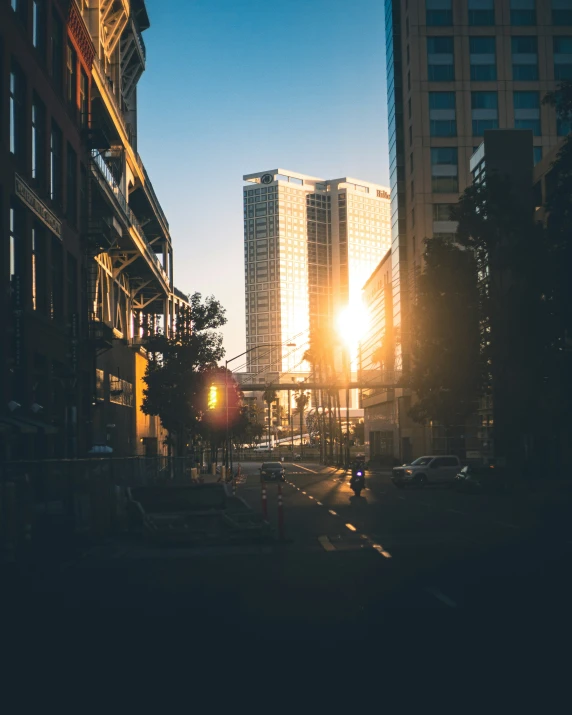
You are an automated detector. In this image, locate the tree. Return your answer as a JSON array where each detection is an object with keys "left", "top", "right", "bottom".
[
  {"left": 142, "top": 293, "right": 227, "bottom": 456},
  {"left": 262, "top": 386, "right": 278, "bottom": 448},
  {"left": 295, "top": 391, "right": 309, "bottom": 454},
  {"left": 408, "top": 236, "right": 484, "bottom": 454}
]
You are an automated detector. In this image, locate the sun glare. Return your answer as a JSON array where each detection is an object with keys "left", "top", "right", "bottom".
[{"left": 336, "top": 301, "right": 370, "bottom": 348}]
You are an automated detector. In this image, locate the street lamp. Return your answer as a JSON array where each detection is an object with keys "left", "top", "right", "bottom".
[{"left": 225, "top": 341, "right": 295, "bottom": 472}]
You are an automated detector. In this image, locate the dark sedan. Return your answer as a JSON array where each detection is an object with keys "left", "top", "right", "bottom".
[
  {"left": 260, "top": 462, "right": 286, "bottom": 482},
  {"left": 454, "top": 464, "right": 511, "bottom": 494}
]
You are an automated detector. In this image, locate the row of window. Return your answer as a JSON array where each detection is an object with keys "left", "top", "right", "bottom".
[
  {"left": 425, "top": 0, "right": 571, "bottom": 27},
  {"left": 8, "top": 57, "right": 88, "bottom": 226},
  {"left": 428, "top": 90, "right": 566, "bottom": 137},
  {"left": 9, "top": 204, "right": 78, "bottom": 321},
  {"left": 426, "top": 36, "right": 571, "bottom": 82},
  {"left": 10, "top": 1, "right": 89, "bottom": 117}
]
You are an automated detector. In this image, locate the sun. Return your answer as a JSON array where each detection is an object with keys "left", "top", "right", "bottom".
[{"left": 336, "top": 301, "right": 370, "bottom": 348}]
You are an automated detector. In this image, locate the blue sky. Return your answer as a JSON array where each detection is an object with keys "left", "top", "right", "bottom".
[{"left": 137, "top": 0, "right": 389, "bottom": 361}]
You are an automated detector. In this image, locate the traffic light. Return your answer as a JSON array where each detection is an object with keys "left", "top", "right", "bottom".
[{"left": 208, "top": 384, "right": 218, "bottom": 410}]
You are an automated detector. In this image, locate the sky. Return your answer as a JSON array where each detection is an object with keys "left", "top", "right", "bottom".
[{"left": 137, "top": 0, "right": 389, "bottom": 363}]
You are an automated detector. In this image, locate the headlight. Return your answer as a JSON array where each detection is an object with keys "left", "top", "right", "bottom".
[{"left": 405, "top": 469, "right": 413, "bottom": 475}]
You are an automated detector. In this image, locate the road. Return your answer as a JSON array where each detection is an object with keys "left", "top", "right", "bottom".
[{"left": 4, "top": 463, "right": 572, "bottom": 633}]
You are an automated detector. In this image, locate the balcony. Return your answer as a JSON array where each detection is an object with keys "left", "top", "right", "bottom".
[
  {"left": 90, "top": 151, "right": 169, "bottom": 287},
  {"left": 136, "top": 153, "right": 170, "bottom": 237},
  {"left": 92, "top": 55, "right": 128, "bottom": 138}
]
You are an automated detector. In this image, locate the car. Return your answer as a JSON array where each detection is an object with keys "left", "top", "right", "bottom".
[
  {"left": 391, "top": 455, "right": 461, "bottom": 488},
  {"left": 260, "top": 461, "right": 286, "bottom": 482},
  {"left": 454, "top": 464, "right": 511, "bottom": 494}
]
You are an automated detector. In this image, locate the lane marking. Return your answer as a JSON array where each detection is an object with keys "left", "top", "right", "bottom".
[
  {"left": 308, "top": 495, "right": 314, "bottom": 500},
  {"left": 318, "top": 535, "right": 336, "bottom": 552},
  {"left": 329, "top": 509, "right": 338, "bottom": 516},
  {"left": 426, "top": 588, "right": 457, "bottom": 608},
  {"left": 372, "top": 544, "right": 392, "bottom": 558},
  {"left": 316, "top": 501, "right": 323, "bottom": 506},
  {"left": 398, "top": 496, "right": 406, "bottom": 500},
  {"left": 345, "top": 523, "right": 357, "bottom": 532},
  {"left": 294, "top": 464, "right": 322, "bottom": 474},
  {"left": 302, "top": 491, "right": 307, "bottom": 495}
]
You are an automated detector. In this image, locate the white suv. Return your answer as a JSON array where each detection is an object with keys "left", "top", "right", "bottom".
[{"left": 391, "top": 455, "right": 461, "bottom": 488}]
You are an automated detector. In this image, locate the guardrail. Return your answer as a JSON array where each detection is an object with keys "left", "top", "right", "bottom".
[
  {"left": 92, "top": 55, "right": 128, "bottom": 135},
  {"left": 90, "top": 151, "right": 169, "bottom": 285},
  {"left": 136, "top": 154, "right": 170, "bottom": 233}
]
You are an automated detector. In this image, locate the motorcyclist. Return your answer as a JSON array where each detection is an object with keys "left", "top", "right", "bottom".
[{"left": 350, "top": 458, "right": 366, "bottom": 492}]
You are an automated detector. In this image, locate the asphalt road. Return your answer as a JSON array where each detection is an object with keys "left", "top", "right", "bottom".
[{"left": 4, "top": 462, "right": 572, "bottom": 633}]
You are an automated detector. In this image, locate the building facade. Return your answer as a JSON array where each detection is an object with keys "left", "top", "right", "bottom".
[
  {"left": 1, "top": 0, "right": 187, "bottom": 460},
  {"left": 383, "top": 0, "right": 572, "bottom": 460},
  {"left": 242, "top": 169, "right": 391, "bottom": 378}
]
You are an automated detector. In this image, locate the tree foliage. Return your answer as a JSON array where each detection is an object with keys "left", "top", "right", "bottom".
[
  {"left": 408, "top": 236, "right": 484, "bottom": 431},
  {"left": 141, "top": 293, "right": 227, "bottom": 454}
]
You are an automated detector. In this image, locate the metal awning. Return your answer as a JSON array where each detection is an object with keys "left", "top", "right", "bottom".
[
  {"left": 0, "top": 415, "right": 58, "bottom": 434},
  {"left": 0, "top": 416, "right": 38, "bottom": 434}
]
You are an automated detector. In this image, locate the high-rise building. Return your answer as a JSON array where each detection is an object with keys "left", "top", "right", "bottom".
[
  {"left": 382, "top": 0, "right": 572, "bottom": 460},
  {"left": 242, "top": 169, "right": 391, "bottom": 377}
]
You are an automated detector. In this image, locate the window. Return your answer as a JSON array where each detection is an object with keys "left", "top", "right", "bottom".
[
  {"left": 433, "top": 204, "right": 454, "bottom": 221},
  {"left": 431, "top": 147, "right": 458, "bottom": 193},
  {"left": 533, "top": 146, "right": 543, "bottom": 165},
  {"left": 109, "top": 376, "right": 134, "bottom": 407},
  {"left": 426, "top": 0, "right": 452, "bottom": 26},
  {"left": 514, "top": 91, "right": 540, "bottom": 135},
  {"left": 66, "top": 144, "right": 77, "bottom": 225},
  {"left": 470, "top": 37, "right": 496, "bottom": 81},
  {"left": 554, "top": 37, "right": 572, "bottom": 81},
  {"left": 32, "top": 95, "right": 45, "bottom": 183},
  {"left": 557, "top": 117, "right": 572, "bottom": 136},
  {"left": 50, "top": 236, "right": 63, "bottom": 322},
  {"left": 80, "top": 69, "right": 88, "bottom": 127},
  {"left": 33, "top": 1, "right": 46, "bottom": 57},
  {"left": 9, "top": 61, "right": 25, "bottom": 158},
  {"left": 66, "top": 42, "right": 77, "bottom": 108},
  {"left": 67, "top": 253, "right": 77, "bottom": 317},
  {"left": 50, "top": 121, "right": 62, "bottom": 204},
  {"left": 11, "top": 0, "right": 26, "bottom": 21},
  {"left": 553, "top": 0, "right": 572, "bottom": 25},
  {"left": 9, "top": 204, "right": 24, "bottom": 285},
  {"left": 512, "top": 36, "right": 538, "bottom": 80},
  {"left": 31, "top": 225, "right": 47, "bottom": 314},
  {"left": 429, "top": 92, "right": 456, "bottom": 136},
  {"left": 51, "top": 9, "right": 63, "bottom": 93},
  {"left": 511, "top": 0, "right": 536, "bottom": 26},
  {"left": 468, "top": 0, "right": 494, "bottom": 25},
  {"left": 427, "top": 37, "right": 454, "bottom": 81},
  {"left": 472, "top": 92, "right": 498, "bottom": 135}
]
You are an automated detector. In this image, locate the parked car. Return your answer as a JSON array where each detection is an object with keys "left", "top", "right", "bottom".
[
  {"left": 260, "top": 462, "right": 286, "bottom": 482},
  {"left": 454, "top": 464, "right": 511, "bottom": 494},
  {"left": 391, "top": 455, "right": 461, "bottom": 488}
]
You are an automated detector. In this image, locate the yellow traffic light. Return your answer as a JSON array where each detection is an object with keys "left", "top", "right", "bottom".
[{"left": 208, "top": 384, "right": 218, "bottom": 410}]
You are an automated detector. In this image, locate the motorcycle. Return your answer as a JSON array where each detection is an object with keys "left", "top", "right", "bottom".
[{"left": 350, "top": 468, "right": 365, "bottom": 497}]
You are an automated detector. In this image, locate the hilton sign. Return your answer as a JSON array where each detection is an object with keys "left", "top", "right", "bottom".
[{"left": 15, "top": 174, "right": 62, "bottom": 239}]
